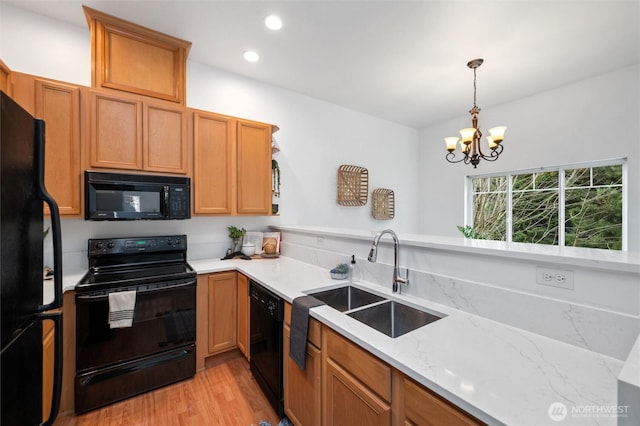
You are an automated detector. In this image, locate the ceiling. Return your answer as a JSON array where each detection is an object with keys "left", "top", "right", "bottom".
[{"left": 4, "top": 0, "right": 639, "bottom": 129}]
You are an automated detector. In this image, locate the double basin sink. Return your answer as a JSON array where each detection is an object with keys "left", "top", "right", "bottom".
[{"left": 308, "top": 285, "right": 443, "bottom": 338}]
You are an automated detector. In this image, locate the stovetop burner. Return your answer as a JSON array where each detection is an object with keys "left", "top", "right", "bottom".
[{"left": 76, "top": 235, "right": 195, "bottom": 293}]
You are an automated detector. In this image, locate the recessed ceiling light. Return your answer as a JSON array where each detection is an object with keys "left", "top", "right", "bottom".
[
  {"left": 265, "top": 15, "right": 282, "bottom": 31},
  {"left": 243, "top": 50, "right": 260, "bottom": 62}
]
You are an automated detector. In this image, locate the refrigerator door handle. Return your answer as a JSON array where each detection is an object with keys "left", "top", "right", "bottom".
[
  {"left": 39, "top": 311, "right": 63, "bottom": 426},
  {"left": 35, "top": 119, "right": 63, "bottom": 312}
]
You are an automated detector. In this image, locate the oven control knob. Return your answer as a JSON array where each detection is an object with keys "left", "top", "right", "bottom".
[
  {"left": 107, "top": 241, "right": 115, "bottom": 249},
  {"left": 95, "top": 242, "right": 105, "bottom": 250}
]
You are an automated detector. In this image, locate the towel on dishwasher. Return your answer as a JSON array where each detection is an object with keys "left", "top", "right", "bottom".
[
  {"left": 289, "top": 295, "right": 324, "bottom": 371},
  {"left": 108, "top": 290, "right": 136, "bottom": 328}
]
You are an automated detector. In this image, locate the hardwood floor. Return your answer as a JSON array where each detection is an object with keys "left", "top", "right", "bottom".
[{"left": 54, "top": 351, "right": 280, "bottom": 426}]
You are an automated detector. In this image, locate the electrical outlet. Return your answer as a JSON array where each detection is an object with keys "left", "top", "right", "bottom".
[{"left": 536, "top": 267, "right": 574, "bottom": 290}]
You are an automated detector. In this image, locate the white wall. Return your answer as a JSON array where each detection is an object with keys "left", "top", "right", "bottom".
[
  {"left": 185, "top": 61, "right": 421, "bottom": 231},
  {"left": 0, "top": 4, "right": 420, "bottom": 271},
  {"left": 418, "top": 65, "right": 640, "bottom": 251}
]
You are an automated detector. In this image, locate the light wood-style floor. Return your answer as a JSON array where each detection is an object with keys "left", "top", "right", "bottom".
[{"left": 54, "top": 351, "right": 280, "bottom": 426}]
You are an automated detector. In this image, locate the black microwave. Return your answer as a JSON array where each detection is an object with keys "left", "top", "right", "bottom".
[{"left": 85, "top": 171, "right": 190, "bottom": 220}]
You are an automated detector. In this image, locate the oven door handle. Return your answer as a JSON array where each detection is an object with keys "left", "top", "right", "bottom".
[{"left": 76, "top": 280, "right": 195, "bottom": 302}]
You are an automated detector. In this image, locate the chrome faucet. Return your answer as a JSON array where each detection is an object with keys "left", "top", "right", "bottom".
[{"left": 368, "top": 229, "right": 409, "bottom": 293}]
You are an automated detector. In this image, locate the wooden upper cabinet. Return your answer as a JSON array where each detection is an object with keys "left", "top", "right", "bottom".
[
  {"left": 193, "top": 113, "right": 273, "bottom": 216},
  {"left": 89, "top": 90, "right": 188, "bottom": 174},
  {"left": 89, "top": 90, "right": 143, "bottom": 170},
  {"left": 143, "top": 101, "right": 188, "bottom": 173},
  {"left": 35, "top": 79, "right": 82, "bottom": 215},
  {"left": 84, "top": 6, "right": 191, "bottom": 104},
  {"left": 193, "top": 110, "right": 236, "bottom": 214},
  {"left": 236, "top": 119, "right": 272, "bottom": 215}
]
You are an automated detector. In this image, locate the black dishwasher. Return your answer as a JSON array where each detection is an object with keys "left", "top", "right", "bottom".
[{"left": 249, "top": 280, "right": 284, "bottom": 417}]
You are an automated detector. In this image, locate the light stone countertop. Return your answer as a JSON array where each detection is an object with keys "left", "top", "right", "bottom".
[
  {"left": 62, "top": 256, "right": 629, "bottom": 425},
  {"left": 190, "top": 256, "right": 626, "bottom": 426}
]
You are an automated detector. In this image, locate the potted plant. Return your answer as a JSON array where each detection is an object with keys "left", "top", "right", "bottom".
[
  {"left": 272, "top": 159, "right": 280, "bottom": 214},
  {"left": 228, "top": 226, "right": 246, "bottom": 253}
]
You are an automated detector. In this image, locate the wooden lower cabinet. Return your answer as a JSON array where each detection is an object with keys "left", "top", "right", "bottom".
[
  {"left": 392, "top": 370, "right": 484, "bottom": 426},
  {"left": 42, "top": 318, "right": 55, "bottom": 422},
  {"left": 1, "top": 59, "right": 12, "bottom": 96},
  {"left": 196, "top": 271, "right": 247, "bottom": 369},
  {"left": 284, "top": 324, "right": 322, "bottom": 426},
  {"left": 237, "top": 273, "right": 249, "bottom": 360},
  {"left": 207, "top": 272, "right": 238, "bottom": 354},
  {"left": 322, "top": 327, "right": 391, "bottom": 426},
  {"left": 324, "top": 358, "right": 391, "bottom": 426},
  {"left": 299, "top": 325, "right": 484, "bottom": 426}
]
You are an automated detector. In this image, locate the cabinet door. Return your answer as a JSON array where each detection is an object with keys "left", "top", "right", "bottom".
[
  {"left": 35, "top": 79, "right": 82, "bottom": 215},
  {"left": 207, "top": 272, "right": 237, "bottom": 354},
  {"left": 396, "top": 373, "right": 484, "bottom": 426},
  {"left": 144, "top": 101, "right": 188, "bottom": 173},
  {"left": 236, "top": 119, "right": 271, "bottom": 215},
  {"left": 323, "top": 358, "right": 391, "bottom": 426},
  {"left": 193, "top": 111, "right": 236, "bottom": 214},
  {"left": 89, "top": 91, "right": 143, "bottom": 170},
  {"left": 42, "top": 319, "right": 55, "bottom": 422},
  {"left": 1, "top": 59, "right": 12, "bottom": 96},
  {"left": 284, "top": 325, "right": 322, "bottom": 426},
  {"left": 237, "top": 273, "right": 249, "bottom": 360}
]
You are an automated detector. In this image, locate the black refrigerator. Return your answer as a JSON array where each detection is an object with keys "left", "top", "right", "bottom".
[{"left": 1, "top": 91, "right": 63, "bottom": 425}]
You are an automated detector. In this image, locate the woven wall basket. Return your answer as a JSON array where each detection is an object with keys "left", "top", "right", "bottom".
[
  {"left": 337, "top": 164, "right": 369, "bottom": 206},
  {"left": 372, "top": 188, "right": 395, "bottom": 220}
]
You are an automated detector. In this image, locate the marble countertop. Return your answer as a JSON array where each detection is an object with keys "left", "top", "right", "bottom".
[
  {"left": 189, "top": 256, "right": 626, "bottom": 426},
  {"left": 60, "top": 256, "right": 629, "bottom": 425}
]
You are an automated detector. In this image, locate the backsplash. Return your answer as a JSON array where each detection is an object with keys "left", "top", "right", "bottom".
[{"left": 278, "top": 227, "right": 639, "bottom": 361}]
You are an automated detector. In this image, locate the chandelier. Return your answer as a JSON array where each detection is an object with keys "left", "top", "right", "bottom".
[{"left": 444, "top": 58, "right": 506, "bottom": 168}]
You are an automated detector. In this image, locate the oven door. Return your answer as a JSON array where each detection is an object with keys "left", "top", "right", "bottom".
[
  {"left": 75, "top": 279, "right": 196, "bottom": 373},
  {"left": 85, "top": 179, "right": 168, "bottom": 220}
]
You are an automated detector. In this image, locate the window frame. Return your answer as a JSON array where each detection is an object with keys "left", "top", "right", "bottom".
[{"left": 465, "top": 158, "right": 627, "bottom": 251}]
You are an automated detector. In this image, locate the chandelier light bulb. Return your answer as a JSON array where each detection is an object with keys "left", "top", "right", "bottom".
[
  {"left": 488, "top": 126, "right": 507, "bottom": 144},
  {"left": 445, "top": 137, "right": 460, "bottom": 152},
  {"left": 459, "top": 128, "right": 476, "bottom": 144},
  {"left": 487, "top": 136, "right": 498, "bottom": 150}
]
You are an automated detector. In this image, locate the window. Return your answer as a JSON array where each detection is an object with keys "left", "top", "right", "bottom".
[{"left": 467, "top": 160, "right": 626, "bottom": 250}]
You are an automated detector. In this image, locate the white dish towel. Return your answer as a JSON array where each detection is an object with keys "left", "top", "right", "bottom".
[{"left": 108, "top": 290, "right": 136, "bottom": 328}]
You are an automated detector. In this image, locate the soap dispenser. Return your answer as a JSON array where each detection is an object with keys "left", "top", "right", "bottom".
[{"left": 349, "top": 254, "right": 361, "bottom": 283}]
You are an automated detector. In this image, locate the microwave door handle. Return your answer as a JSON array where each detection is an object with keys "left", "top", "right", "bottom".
[{"left": 161, "top": 186, "right": 170, "bottom": 218}]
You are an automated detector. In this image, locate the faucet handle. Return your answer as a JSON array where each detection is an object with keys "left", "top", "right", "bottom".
[
  {"left": 394, "top": 268, "right": 410, "bottom": 294},
  {"left": 397, "top": 268, "right": 410, "bottom": 285}
]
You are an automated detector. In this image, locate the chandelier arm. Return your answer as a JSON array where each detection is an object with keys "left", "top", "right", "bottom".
[{"left": 445, "top": 152, "right": 469, "bottom": 164}]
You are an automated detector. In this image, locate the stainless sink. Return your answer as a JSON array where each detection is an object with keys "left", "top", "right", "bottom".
[
  {"left": 347, "top": 301, "right": 442, "bottom": 338},
  {"left": 310, "top": 286, "right": 386, "bottom": 312}
]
